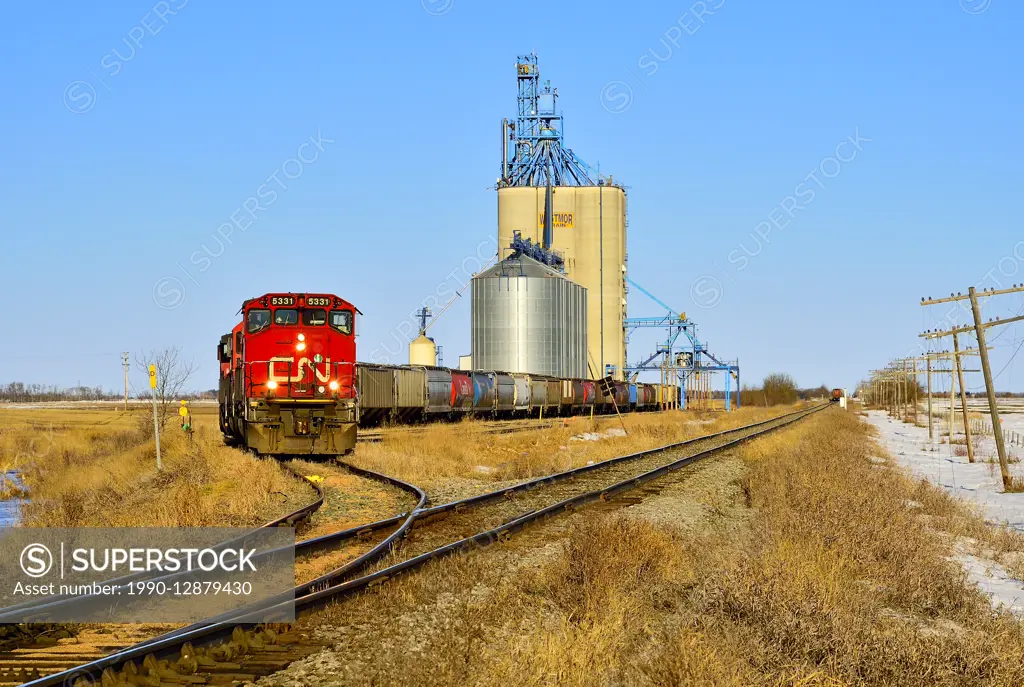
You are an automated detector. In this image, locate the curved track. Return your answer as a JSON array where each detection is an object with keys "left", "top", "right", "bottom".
[{"left": 20, "top": 405, "right": 827, "bottom": 687}]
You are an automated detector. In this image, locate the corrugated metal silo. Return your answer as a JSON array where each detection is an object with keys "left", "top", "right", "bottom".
[{"left": 471, "top": 254, "right": 587, "bottom": 379}]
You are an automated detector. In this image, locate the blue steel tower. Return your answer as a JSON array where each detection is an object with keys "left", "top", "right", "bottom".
[{"left": 498, "top": 54, "right": 596, "bottom": 188}]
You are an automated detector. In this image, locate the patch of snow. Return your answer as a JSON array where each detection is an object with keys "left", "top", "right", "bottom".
[
  {"left": 571, "top": 432, "right": 602, "bottom": 442},
  {"left": 570, "top": 428, "right": 629, "bottom": 442},
  {"left": 866, "top": 410, "right": 1024, "bottom": 616},
  {"left": 865, "top": 411, "right": 1024, "bottom": 532},
  {"left": 954, "top": 552, "right": 1024, "bottom": 618}
]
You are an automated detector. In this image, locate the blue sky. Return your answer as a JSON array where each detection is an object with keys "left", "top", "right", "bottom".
[{"left": 2, "top": 0, "right": 1022, "bottom": 395}]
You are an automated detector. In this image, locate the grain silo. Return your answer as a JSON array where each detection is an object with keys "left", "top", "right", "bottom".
[
  {"left": 496, "top": 54, "right": 627, "bottom": 379},
  {"left": 471, "top": 251, "right": 587, "bottom": 379},
  {"left": 497, "top": 183, "right": 626, "bottom": 380}
]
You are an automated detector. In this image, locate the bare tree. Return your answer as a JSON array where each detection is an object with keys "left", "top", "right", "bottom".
[
  {"left": 762, "top": 373, "right": 799, "bottom": 406},
  {"left": 134, "top": 346, "right": 197, "bottom": 426}
]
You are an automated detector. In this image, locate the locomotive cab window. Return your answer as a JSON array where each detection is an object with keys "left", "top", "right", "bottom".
[
  {"left": 330, "top": 310, "right": 353, "bottom": 335},
  {"left": 274, "top": 309, "right": 298, "bottom": 326},
  {"left": 247, "top": 309, "right": 271, "bottom": 333},
  {"left": 219, "top": 339, "right": 231, "bottom": 363},
  {"left": 302, "top": 309, "right": 327, "bottom": 326}
]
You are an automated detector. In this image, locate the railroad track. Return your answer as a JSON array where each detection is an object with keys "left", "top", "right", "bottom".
[{"left": 17, "top": 404, "right": 827, "bottom": 686}]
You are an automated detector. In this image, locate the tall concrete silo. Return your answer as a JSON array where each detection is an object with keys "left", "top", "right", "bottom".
[
  {"left": 497, "top": 183, "right": 626, "bottom": 380},
  {"left": 471, "top": 253, "right": 587, "bottom": 379}
]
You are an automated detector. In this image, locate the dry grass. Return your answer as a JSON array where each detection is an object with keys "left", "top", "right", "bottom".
[
  {"left": 350, "top": 406, "right": 790, "bottom": 494},
  {"left": 1004, "top": 476, "right": 1024, "bottom": 494},
  {"left": 0, "top": 406, "right": 309, "bottom": 527},
  {"left": 319, "top": 408, "right": 1024, "bottom": 686}
]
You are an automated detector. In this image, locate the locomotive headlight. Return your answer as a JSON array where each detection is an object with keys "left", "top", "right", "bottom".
[
  {"left": 296, "top": 342, "right": 306, "bottom": 351},
  {"left": 267, "top": 380, "right": 278, "bottom": 390},
  {"left": 317, "top": 385, "right": 326, "bottom": 393},
  {"left": 297, "top": 333, "right": 306, "bottom": 342},
  {"left": 329, "top": 380, "right": 339, "bottom": 391}
]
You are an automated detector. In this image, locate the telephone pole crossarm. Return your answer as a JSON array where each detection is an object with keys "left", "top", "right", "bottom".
[
  {"left": 921, "top": 284, "right": 1024, "bottom": 306},
  {"left": 920, "top": 314, "right": 1024, "bottom": 339}
]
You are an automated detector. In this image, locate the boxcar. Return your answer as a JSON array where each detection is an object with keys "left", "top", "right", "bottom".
[
  {"left": 472, "top": 372, "right": 496, "bottom": 412},
  {"left": 355, "top": 364, "right": 394, "bottom": 425},
  {"left": 572, "top": 381, "right": 585, "bottom": 410},
  {"left": 613, "top": 381, "right": 630, "bottom": 408},
  {"left": 393, "top": 366, "right": 427, "bottom": 422},
  {"left": 582, "top": 380, "right": 596, "bottom": 409},
  {"left": 495, "top": 373, "right": 516, "bottom": 414},
  {"left": 425, "top": 368, "right": 453, "bottom": 415},
  {"left": 529, "top": 377, "right": 548, "bottom": 414},
  {"left": 547, "top": 380, "right": 561, "bottom": 415},
  {"left": 512, "top": 374, "right": 531, "bottom": 414},
  {"left": 451, "top": 372, "right": 474, "bottom": 411},
  {"left": 560, "top": 380, "right": 575, "bottom": 408}
]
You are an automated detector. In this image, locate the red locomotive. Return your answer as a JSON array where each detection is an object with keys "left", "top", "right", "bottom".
[{"left": 217, "top": 293, "right": 358, "bottom": 456}]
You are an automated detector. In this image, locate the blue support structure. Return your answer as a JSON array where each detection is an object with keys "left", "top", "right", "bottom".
[
  {"left": 622, "top": 277, "right": 740, "bottom": 410},
  {"left": 499, "top": 54, "right": 598, "bottom": 188},
  {"left": 725, "top": 369, "right": 730, "bottom": 411}
]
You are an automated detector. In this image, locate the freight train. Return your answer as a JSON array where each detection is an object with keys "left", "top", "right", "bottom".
[{"left": 218, "top": 292, "right": 680, "bottom": 457}]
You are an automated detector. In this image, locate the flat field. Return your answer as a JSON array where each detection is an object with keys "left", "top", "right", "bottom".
[{"left": 0, "top": 403, "right": 309, "bottom": 527}]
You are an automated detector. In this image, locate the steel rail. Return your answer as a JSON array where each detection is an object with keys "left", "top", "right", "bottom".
[
  {"left": 262, "top": 462, "right": 327, "bottom": 527},
  {"left": 24, "top": 404, "right": 826, "bottom": 687}
]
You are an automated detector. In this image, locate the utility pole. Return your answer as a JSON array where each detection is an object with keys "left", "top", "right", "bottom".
[
  {"left": 920, "top": 285, "right": 1024, "bottom": 489},
  {"left": 912, "top": 359, "right": 918, "bottom": 424},
  {"left": 902, "top": 359, "right": 909, "bottom": 419},
  {"left": 122, "top": 352, "right": 130, "bottom": 411},
  {"left": 926, "top": 356, "right": 933, "bottom": 440},
  {"left": 952, "top": 330, "right": 975, "bottom": 463},
  {"left": 970, "top": 287, "right": 1010, "bottom": 487},
  {"left": 897, "top": 362, "right": 905, "bottom": 421},
  {"left": 948, "top": 359, "right": 955, "bottom": 443}
]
